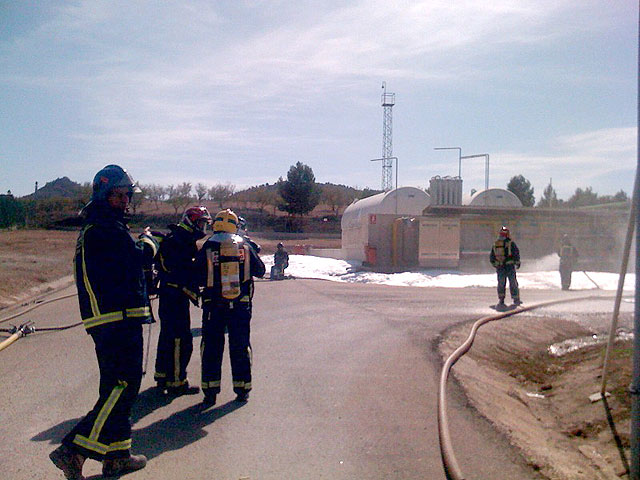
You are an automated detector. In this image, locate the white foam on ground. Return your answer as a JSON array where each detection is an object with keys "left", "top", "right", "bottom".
[{"left": 261, "top": 254, "right": 634, "bottom": 291}]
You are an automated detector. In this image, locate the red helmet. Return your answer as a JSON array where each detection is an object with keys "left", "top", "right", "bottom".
[
  {"left": 182, "top": 206, "right": 212, "bottom": 233},
  {"left": 499, "top": 226, "right": 510, "bottom": 238}
]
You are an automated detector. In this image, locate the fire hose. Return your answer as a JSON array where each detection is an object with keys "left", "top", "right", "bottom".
[
  {"left": 438, "top": 293, "right": 618, "bottom": 480},
  {"left": 0, "top": 293, "right": 156, "bottom": 376}
]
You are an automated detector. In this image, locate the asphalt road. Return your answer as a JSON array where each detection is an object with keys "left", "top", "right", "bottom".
[{"left": 0, "top": 278, "right": 621, "bottom": 480}]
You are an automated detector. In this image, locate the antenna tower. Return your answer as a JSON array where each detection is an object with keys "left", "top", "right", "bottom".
[{"left": 380, "top": 82, "right": 395, "bottom": 191}]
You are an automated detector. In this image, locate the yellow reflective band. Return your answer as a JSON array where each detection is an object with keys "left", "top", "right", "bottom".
[
  {"left": 154, "top": 372, "right": 167, "bottom": 379},
  {"left": 167, "top": 283, "right": 198, "bottom": 301},
  {"left": 83, "top": 311, "right": 124, "bottom": 329},
  {"left": 108, "top": 439, "right": 132, "bottom": 452},
  {"left": 73, "top": 434, "right": 108, "bottom": 455},
  {"left": 174, "top": 338, "right": 181, "bottom": 382},
  {"left": 138, "top": 236, "right": 158, "bottom": 257},
  {"left": 165, "top": 379, "right": 188, "bottom": 387},
  {"left": 158, "top": 252, "right": 168, "bottom": 273},
  {"left": 126, "top": 306, "right": 150, "bottom": 318},
  {"left": 90, "top": 382, "right": 127, "bottom": 441},
  {"left": 202, "top": 380, "right": 221, "bottom": 388},
  {"left": 72, "top": 435, "right": 132, "bottom": 455},
  {"left": 81, "top": 227, "right": 100, "bottom": 317},
  {"left": 182, "top": 287, "right": 198, "bottom": 301},
  {"left": 233, "top": 381, "right": 251, "bottom": 389}
]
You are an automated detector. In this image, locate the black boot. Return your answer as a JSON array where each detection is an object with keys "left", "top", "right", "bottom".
[
  {"left": 235, "top": 390, "right": 250, "bottom": 402},
  {"left": 49, "top": 444, "right": 86, "bottom": 480},
  {"left": 102, "top": 454, "right": 147, "bottom": 477},
  {"left": 202, "top": 392, "right": 217, "bottom": 406}
]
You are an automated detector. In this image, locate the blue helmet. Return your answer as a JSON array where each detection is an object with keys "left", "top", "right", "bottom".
[{"left": 91, "top": 164, "right": 141, "bottom": 204}]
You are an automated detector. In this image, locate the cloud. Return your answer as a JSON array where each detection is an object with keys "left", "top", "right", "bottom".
[
  {"left": 487, "top": 127, "right": 637, "bottom": 199},
  {"left": 1, "top": 1, "right": 635, "bottom": 197}
]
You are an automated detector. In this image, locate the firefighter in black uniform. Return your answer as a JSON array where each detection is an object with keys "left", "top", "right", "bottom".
[
  {"left": 195, "top": 209, "right": 265, "bottom": 406},
  {"left": 558, "top": 234, "right": 579, "bottom": 290},
  {"left": 50, "top": 165, "right": 152, "bottom": 479},
  {"left": 153, "top": 206, "right": 211, "bottom": 394},
  {"left": 490, "top": 226, "right": 522, "bottom": 308}
]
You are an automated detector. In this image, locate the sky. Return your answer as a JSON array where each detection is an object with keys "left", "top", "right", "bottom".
[{"left": 1, "top": 1, "right": 637, "bottom": 201}]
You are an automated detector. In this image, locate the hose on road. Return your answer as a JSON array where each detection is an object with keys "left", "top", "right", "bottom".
[{"left": 0, "top": 293, "right": 81, "bottom": 353}]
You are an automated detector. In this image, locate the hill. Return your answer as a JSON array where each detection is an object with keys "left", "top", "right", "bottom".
[{"left": 21, "top": 177, "right": 88, "bottom": 200}]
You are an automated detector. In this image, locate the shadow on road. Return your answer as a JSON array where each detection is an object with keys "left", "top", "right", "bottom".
[
  {"left": 131, "top": 386, "right": 176, "bottom": 424},
  {"left": 132, "top": 400, "right": 245, "bottom": 460},
  {"left": 31, "top": 417, "right": 83, "bottom": 444}
]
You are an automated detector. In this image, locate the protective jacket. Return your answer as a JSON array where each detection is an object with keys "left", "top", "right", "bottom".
[
  {"left": 65, "top": 201, "right": 148, "bottom": 461},
  {"left": 197, "top": 232, "right": 266, "bottom": 307},
  {"left": 74, "top": 204, "right": 151, "bottom": 331},
  {"left": 156, "top": 222, "right": 203, "bottom": 302},
  {"left": 490, "top": 237, "right": 521, "bottom": 269},
  {"left": 559, "top": 243, "right": 578, "bottom": 268},
  {"left": 274, "top": 249, "right": 289, "bottom": 269},
  {"left": 153, "top": 222, "right": 204, "bottom": 389}
]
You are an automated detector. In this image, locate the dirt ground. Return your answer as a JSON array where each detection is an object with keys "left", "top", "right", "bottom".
[
  {"left": 0, "top": 229, "right": 633, "bottom": 479},
  {"left": 440, "top": 315, "right": 633, "bottom": 479}
]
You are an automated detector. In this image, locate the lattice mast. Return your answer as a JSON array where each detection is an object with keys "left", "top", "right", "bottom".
[{"left": 381, "top": 82, "right": 395, "bottom": 191}]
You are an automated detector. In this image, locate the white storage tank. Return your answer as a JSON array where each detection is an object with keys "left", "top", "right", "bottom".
[
  {"left": 341, "top": 187, "right": 431, "bottom": 261},
  {"left": 463, "top": 188, "right": 522, "bottom": 207}
]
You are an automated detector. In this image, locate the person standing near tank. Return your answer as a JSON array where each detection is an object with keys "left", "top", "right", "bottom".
[
  {"left": 558, "top": 234, "right": 579, "bottom": 290},
  {"left": 490, "top": 226, "right": 522, "bottom": 309}
]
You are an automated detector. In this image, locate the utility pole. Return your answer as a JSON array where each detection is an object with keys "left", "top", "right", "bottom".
[{"left": 631, "top": 4, "right": 640, "bottom": 477}]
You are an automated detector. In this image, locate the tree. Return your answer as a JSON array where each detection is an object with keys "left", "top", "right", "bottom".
[
  {"left": 166, "top": 182, "right": 193, "bottom": 215},
  {"left": 359, "top": 187, "right": 382, "bottom": 199},
  {"left": 207, "top": 183, "right": 236, "bottom": 208},
  {"left": 277, "top": 162, "right": 321, "bottom": 217},
  {"left": 537, "top": 181, "right": 559, "bottom": 208},
  {"left": 253, "top": 187, "right": 279, "bottom": 214},
  {"left": 143, "top": 184, "right": 167, "bottom": 210},
  {"left": 195, "top": 183, "right": 209, "bottom": 203},
  {"left": 507, "top": 175, "right": 535, "bottom": 207},
  {"left": 0, "top": 194, "right": 25, "bottom": 228},
  {"left": 321, "top": 184, "right": 352, "bottom": 216},
  {"left": 566, "top": 187, "right": 599, "bottom": 207}
]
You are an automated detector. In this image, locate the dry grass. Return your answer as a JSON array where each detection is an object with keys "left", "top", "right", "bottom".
[
  {"left": 0, "top": 230, "right": 78, "bottom": 309},
  {"left": 0, "top": 229, "right": 341, "bottom": 310}
]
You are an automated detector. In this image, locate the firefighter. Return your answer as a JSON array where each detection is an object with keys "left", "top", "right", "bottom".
[
  {"left": 558, "top": 234, "right": 579, "bottom": 291},
  {"left": 490, "top": 226, "right": 522, "bottom": 308},
  {"left": 50, "top": 165, "right": 152, "bottom": 479},
  {"left": 271, "top": 242, "right": 289, "bottom": 280},
  {"left": 195, "top": 209, "right": 265, "bottom": 406},
  {"left": 154, "top": 206, "right": 212, "bottom": 395}
]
